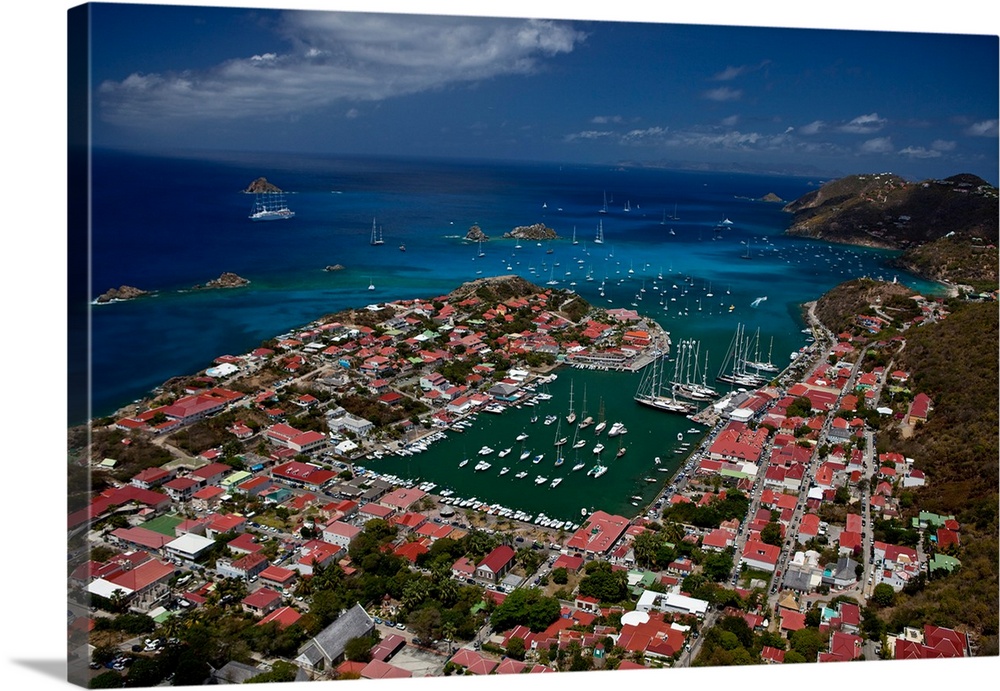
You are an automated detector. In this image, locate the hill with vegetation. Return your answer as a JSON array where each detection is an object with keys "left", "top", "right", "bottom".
[
  {"left": 813, "top": 278, "right": 919, "bottom": 335},
  {"left": 784, "top": 173, "right": 998, "bottom": 285},
  {"left": 813, "top": 278, "right": 998, "bottom": 651},
  {"left": 878, "top": 301, "right": 998, "bottom": 652}
]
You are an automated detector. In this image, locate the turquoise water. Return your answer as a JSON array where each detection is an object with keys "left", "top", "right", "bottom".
[{"left": 82, "top": 150, "right": 945, "bottom": 517}]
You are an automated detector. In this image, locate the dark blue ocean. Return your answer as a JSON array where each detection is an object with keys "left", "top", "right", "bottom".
[{"left": 80, "top": 148, "right": 940, "bottom": 426}]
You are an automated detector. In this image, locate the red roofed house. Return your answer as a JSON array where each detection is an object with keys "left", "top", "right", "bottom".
[
  {"left": 130, "top": 467, "right": 175, "bottom": 490},
  {"left": 259, "top": 565, "right": 298, "bottom": 593},
  {"left": 566, "top": 511, "right": 630, "bottom": 556},
  {"left": 216, "top": 552, "right": 269, "bottom": 581},
  {"left": 761, "top": 645, "right": 785, "bottom": 664},
  {"left": 242, "top": 587, "right": 283, "bottom": 616},
  {"left": 908, "top": 393, "right": 933, "bottom": 425},
  {"left": 820, "top": 631, "right": 863, "bottom": 662},
  {"left": 448, "top": 648, "right": 498, "bottom": 675},
  {"left": 779, "top": 608, "right": 806, "bottom": 635},
  {"left": 740, "top": 540, "right": 781, "bottom": 572},
  {"left": 476, "top": 545, "right": 517, "bottom": 584},
  {"left": 257, "top": 606, "right": 302, "bottom": 630},
  {"left": 379, "top": 487, "right": 427, "bottom": 513}
]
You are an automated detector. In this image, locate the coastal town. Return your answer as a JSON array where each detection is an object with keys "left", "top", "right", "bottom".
[{"left": 68, "top": 275, "right": 980, "bottom": 685}]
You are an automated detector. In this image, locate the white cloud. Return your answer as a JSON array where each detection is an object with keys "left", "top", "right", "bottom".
[
  {"left": 711, "top": 60, "right": 771, "bottom": 81},
  {"left": 860, "top": 137, "right": 893, "bottom": 153},
  {"left": 98, "top": 13, "right": 586, "bottom": 126},
  {"left": 564, "top": 130, "right": 614, "bottom": 141},
  {"left": 931, "top": 139, "right": 956, "bottom": 151},
  {"left": 839, "top": 113, "right": 887, "bottom": 134},
  {"left": 591, "top": 115, "right": 623, "bottom": 124},
  {"left": 899, "top": 146, "right": 942, "bottom": 159},
  {"left": 703, "top": 86, "right": 742, "bottom": 102},
  {"left": 799, "top": 120, "right": 825, "bottom": 135},
  {"left": 965, "top": 119, "right": 998, "bottom": 137},
  {"left": 721, "top": 115, "right": 740, "bottom": 127},
  {"left": 621, "top": 127, "right": 669, "bottom": 142}
]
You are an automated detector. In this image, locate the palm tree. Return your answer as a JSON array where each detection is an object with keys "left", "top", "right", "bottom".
[{"left": 441, "top": 622, "right": 457, "bottom": 655}]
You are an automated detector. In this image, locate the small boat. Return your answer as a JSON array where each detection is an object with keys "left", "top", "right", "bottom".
[
  {"left": 631, "top": 495, "right": 643, "bottom": 501},
  {"left": 608, "top": 422, "right": 626, "bottom": 437},
  {"left": 592, "top": 465, "right": 608, "bottom": 478},
  {"left": 399, "top": 243, "right": 406, "bottom": 252},
  {"left": 535, "top": 476, "right": 548, "bottom": 485},
  {"left": 520, "top": 449, "right": 531, "bottom": 461},
  {"left": 516, "top": 432, "right": 529, "bottom": 441},
  {"left": 479, "top": 445, "right": 495, "bottom": 455},
  {"left": 499, "top": 467, "right": 510, "bottom": 476},
  {"left": 572, "top": 461, "right": 586, "bottom": 471},
  {"left": 458, "top": 459, "right": 469, "bottom": 468},
  {"left": 593, "top": 443, "right": 605, "bottom": 454},
  {"left": 550, "top": 478, "right": 563, "bottom": 488},
  {"left": 677, "top": 433, "right": 683, "bottom": 441},
  {"left": 532, "top": 454, "right": 544, "bottom": 464},
  {"left": 515, "top": 471, "right": 528, "bottom": 479},
  {"left": 653, "top": 456, "right": 661, "bottom": 464},
  {"left": 616, "top": 445, "right": 627, "bottom": 458},
  {"left": 498, "top": 448, "right": 512, "bottom": 457}
]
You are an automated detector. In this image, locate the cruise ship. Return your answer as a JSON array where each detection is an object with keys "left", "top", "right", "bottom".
[{"left": 249, "top": 192, "right": 295, "bottom": 221}]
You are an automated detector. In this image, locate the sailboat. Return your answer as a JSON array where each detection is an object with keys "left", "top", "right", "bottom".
[
  {"left": 578, "top": 386, "right": 592, "bottom": 429},
  {"left": 553, "top": 418, "right": 567, "bottom": 447},
  {"left": 624, "top": 200, "right": 631, "bottom": 212},
  {"left": 594, "top": 399, "right": 607, "bottom": 435},
  {"left": 572, "top": 226, "right": 578, "bottom": 245},
  {"left": 716, "top": 322, "right": 768, "bottom": 387},
  {"left": 370, "top": 217, "right": 384, "bottom": 245},
  {"left": 599, "top": 190, "right": 609, "bottom": 214},
  {"left": 634, "top": 352, "right": 697, "bottom": 414},
  {"left": 594, "top": 219, "right": 605, "bottom": 245},
  {"left": 478, "top": 239, "right": 486, "bottom": 258},
  {"left": 249, "top": 190, "right": 295, "bottom": 221},
  {"left": 565, "top": 381, "right": 577, "bottom": 425},
  {"left": 367, "top": 278, "right": 375, "bottom": 291}
]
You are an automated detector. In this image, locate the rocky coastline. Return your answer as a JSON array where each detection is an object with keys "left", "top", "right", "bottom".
[
  {"left": 193, "top": 272, "right": 251, "bottom": 290},
  {"left": 502, "top": 222, "right": 557, "bottom": 240},
  {"left": 95, "top": 285, "right": 150, "bottom": 304}
]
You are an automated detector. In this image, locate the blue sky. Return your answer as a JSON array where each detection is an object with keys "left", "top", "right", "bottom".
[{"left": 83, "top": 1, "right": 999, "bottom": 182}]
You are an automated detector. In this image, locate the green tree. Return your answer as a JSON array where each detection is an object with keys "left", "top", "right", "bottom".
[
  {"left": 577, "top": 561, "right": 628, "bottom": 603},
  {"left": 344, "top": 636, "right": 376, "bottom": 662},
  {"left": 506, "top": 636, "right": 526, "bottom": 660},
  {"left": 551, "top": 567, "right": 569, "bottom": 585},
  {"left": 871, "top": 583, "right": 897, "bottom": 608},
  {"left": 88, "top": 671, "right": 124, "bottom": 688}
]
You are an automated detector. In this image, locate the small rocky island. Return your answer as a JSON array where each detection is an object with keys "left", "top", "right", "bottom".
[
  {"left": 95, "top": 285, "right": 150, "bottom": 303},
  {"left": 465, "top": 225, "right": 488, "bottom": 242},
  {"left": 760, "top": 192, "right": 783, "bottom": 203},
  {"left": 324, "top": 264, "right": 345, "bottom": 272},
  {"left": 243, "top": 177, "right": 283, "bottom": 194},
  {"left": 503, "top": 223, "right": 557, "bottom": 240},
  {"left": 193, "top": 272, "right": 251, "bottom": 290}
]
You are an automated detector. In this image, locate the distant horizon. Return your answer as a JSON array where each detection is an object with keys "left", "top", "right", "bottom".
[
  {"left": 85, "top": 4, "right": 998, "bottom": 184},
  {"left": 89, "top": 143, "right": 995, "bottom": 187}
]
